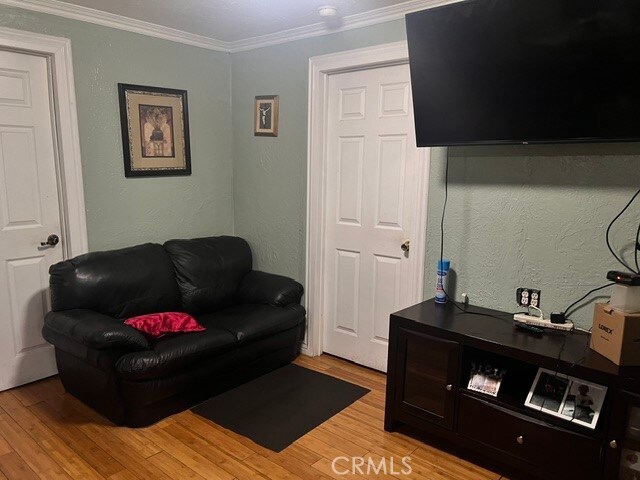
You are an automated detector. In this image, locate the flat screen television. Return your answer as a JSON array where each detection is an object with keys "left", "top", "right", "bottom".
[{"left": 405, "top": 0, "right": 640, "bottom": 146}]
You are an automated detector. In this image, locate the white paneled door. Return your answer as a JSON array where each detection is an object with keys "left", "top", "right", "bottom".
[
  {"left": 322, "top": 63, "right": 422, "bottom": 372},
  {"left": 0, "top": 49, "right": 63, "bottom": 390}
]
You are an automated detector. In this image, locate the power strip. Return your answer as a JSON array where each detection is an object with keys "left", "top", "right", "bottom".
[{"left": 513, "top": 313, "right": 574, "bottom": 332}]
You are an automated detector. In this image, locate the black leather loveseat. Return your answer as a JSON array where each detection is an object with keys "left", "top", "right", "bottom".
[{"left": 42, "top": 236, "right": 306, "bottom": 427}]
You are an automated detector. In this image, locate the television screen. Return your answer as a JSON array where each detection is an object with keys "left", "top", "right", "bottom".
[{"left": 405, "top": 0, "right": 640, "bottom": 146}]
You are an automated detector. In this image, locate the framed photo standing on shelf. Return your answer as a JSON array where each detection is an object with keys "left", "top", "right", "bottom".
[
  {"left": 525, "top": 368, "right": 607, "bottom": 429},
  {"left": 254, "top": 95, "right": 279, "bottom": 137},
  {"left": 118, "top": 83, "right": 191, "bottom": 177},
  {"left": 467, "top": 364, "right": 506, "bottom": 397}
]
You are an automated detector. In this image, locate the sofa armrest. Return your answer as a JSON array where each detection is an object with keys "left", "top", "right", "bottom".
[
  {"left": 237, "top": 271, "right": 303, "bottom": 307},
  {"left": 43, "top": 309, "right": 150, "bottom": 351}
]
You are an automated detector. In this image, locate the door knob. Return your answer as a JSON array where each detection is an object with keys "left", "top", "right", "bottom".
[
  {"left": 401, "top": 240, "right": 410, "bottom": 252},
  {"left": 609, "top": 440, "right": 618, "bottom": 449},
  {"left": 445, "top": 384, "right": 453, "bottom": 391},
  {"left": 516, "top": 435, "right": 524, "bottom": 445},
  {"left": 40, "top": 234, "right": 59, "bottom": 247}
]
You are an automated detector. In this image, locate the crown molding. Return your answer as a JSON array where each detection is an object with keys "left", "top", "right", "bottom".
[
  {"left": 0, "top": 0, "right": 461, "bottom": 54},
  {"left": 0, "top": 0, "right": 231, "bottom": 52},
  {"left": 228, "top": 0, "right": 460, "bottom": 53}
]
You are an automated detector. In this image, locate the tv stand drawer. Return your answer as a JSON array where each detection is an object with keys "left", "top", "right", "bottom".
[{"left": 458, "top": 393, "right": 602, "bottom": 479}]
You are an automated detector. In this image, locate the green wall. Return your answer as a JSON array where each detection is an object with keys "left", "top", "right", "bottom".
[
  {"left": 231, "top": 20, "right": 406, "bottom": 284},
  {"left": 3, "top": 4, "right": 637, "bottom": 328},
  {"left": 0, "top": 5, "right": 234, "bottom": 251},
  {"left": 230, "top": 21, "right": 640, "bottom": 328},
  {"left": 425, "top": 145, "right": 640, "bottom": 328}
]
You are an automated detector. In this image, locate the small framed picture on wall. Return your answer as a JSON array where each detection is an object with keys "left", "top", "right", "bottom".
[{"left": 254, "top": 95, "right": 279, "bottom": 137}]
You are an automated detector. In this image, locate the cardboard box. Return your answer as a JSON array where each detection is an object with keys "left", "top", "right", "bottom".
[{"left": 591, "top": 303, "right": 640, "bottom": 366}]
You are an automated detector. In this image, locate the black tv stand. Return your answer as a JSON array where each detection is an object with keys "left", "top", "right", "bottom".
[{"left": 384, "top": 299, "right": 640, "bottom": 480}]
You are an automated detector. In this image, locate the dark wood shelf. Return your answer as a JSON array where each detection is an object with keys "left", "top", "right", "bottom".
[
  {"left": 460, "top": 387, "right": 604, "bottom": 436},
  {"left": 385, "top": 298, "right": 640, "bottom": 480}
]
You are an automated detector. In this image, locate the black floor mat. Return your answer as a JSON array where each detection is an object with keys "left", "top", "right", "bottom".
[{"left": 191, "top": 363, "right": 370, "bottom": 452}]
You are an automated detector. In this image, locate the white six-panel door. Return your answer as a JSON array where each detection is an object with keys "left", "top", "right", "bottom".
[
  {"left": 0, "top": 49, "right": 63, "bottom": 390},
  {"left": 322, "top": 63, "right": 421, "bottom": 372}
]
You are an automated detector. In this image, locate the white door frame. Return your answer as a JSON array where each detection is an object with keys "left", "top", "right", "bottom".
[
  {"left": 305, "top": 41, "right": 430, "bottom": 357},
  {"left": 0, "top": 27, "right": 88, "bottom": 258}
]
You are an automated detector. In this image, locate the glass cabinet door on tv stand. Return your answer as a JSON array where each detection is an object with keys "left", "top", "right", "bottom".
[
  {"left": 608, "top": 391, "right": 640, "bottom": 479},
  {"left": 391, "top": 328, "right": 459, "bottom": 430}
]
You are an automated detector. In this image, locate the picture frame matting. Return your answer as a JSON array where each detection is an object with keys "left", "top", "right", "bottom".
[
  {"left": 254, "top": 95, "right": 279, "bottom": 137},
  {"left": 118, "top": 83, "right": 192, "bottom": 177}
]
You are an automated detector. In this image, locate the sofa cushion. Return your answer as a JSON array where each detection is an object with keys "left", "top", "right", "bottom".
[
  {"left": 115, "top": 327, "right": 237, "bottom": 380},
  {"left": 125, "top": 312, "right": 205, "bottom": 338},
  {"left": 198, "top": 304, "right": 306, "bottom": 345},
  {"left": 164, "top": 236, "right": 252, "bottom": 314},
  {"left": 49, "top": 243, "right": 181, "bottom": 318}
]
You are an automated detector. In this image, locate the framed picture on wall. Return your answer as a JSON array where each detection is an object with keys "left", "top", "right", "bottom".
[
  {"left": 254, "top": 95, "right": 279, "bottom": 137},
  {"left": 118, "top": 83, "right": 191, "bottom": 177}
]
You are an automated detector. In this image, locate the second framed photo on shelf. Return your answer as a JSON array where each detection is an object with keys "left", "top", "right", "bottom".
[
  {"left": 524, "top": 368, "right": 607, "bottom": 429},
  {"left": 467, "top": 363, "right": 507, "bottom": 397}
]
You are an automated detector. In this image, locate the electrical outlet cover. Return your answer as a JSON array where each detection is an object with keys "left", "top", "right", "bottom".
[
  {"left": 517, "top": 288, "right": 529, "bottom": 306},
  {"left": 516, "top": 288, "right": 541, "bottom": 307},
  {"left": 530, "top": 289, "right": 541, "bottom": 308}
]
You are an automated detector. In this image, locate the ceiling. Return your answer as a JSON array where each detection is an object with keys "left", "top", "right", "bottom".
[{"left": 52, "top": 0, "right": 419, "bottom": 43}]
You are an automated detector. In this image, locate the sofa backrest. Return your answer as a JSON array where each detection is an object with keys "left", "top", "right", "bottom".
[
  {"left": 49, "top": 243, "right": 182, "bottom": 318},
  {"left": 163, "top": 236, "right": 252, "bottom": 314}
]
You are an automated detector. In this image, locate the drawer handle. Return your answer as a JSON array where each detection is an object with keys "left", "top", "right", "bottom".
[
  {"left": 516, "top": 435, "right": 524, "bottom": 445},
  {"left": 446, "top": 384, "right": 453, "bottom": 391},
  {"left": 610, "top": 440, "right": 618, "bottom": 449}
]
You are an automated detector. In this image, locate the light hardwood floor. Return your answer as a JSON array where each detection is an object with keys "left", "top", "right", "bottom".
[{"left": 0, "top": 354, "right": 501, "bottom": 479}]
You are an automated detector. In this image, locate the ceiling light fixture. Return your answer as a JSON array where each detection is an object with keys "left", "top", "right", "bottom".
[{"left": 318, "top": 5, "right": 338, "bottom": 17}]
